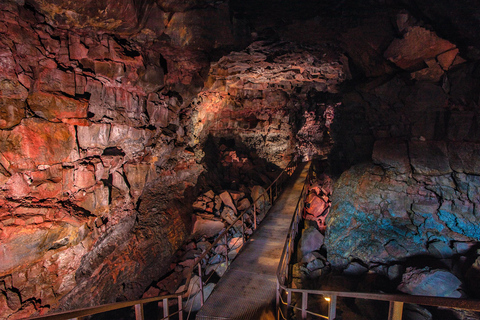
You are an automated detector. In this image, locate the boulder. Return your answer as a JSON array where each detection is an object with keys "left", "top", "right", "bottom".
[
  {"left": 228, "top": 237, "right": 244, "bottom": 250},
  {"left": 409, "top": 141, "right": 451, "bottom": 176},
  {"left": 219, "top": 191, "right": 237, "bottom": 214},
  {"left": 384, "top": 26, "right": 456, "bottom": 70},
  {"left": 300, "top": 226, "right": 324, "bottom": 256},
  {"left": 236, "top": 198, "right": 251, "bottom": 211},
  {"left": 206, "top": 262, "right": 229, "bottom": 277},
  {"left": 427, "top": 241, "right": 454, "bottom": 258},
  {"left": 397, "top": 268, "right": 462, "bottom": 298},
  {"left": 306, "top": 258, "right": 325, "bottom": 272},
  {"left": 192, "top": 217, "right": 224, "bottom": 238},
  {"left": 343, "top": 262, "right": 368, "bottom": 276},
  {"left": 372, "top": 139, "right": 410, "bottom": 174},
  {"left": 305, "top": 193, "right": 328, "bottom": 218},
  {"left": 220, "top": 207, "right": 237, "bottom": 225},
  {"left": 403, "top": 304, "right": 432, "bottom": 320},
  {"left": 183, "top": 283, "right": 215, "bottom": 312}
]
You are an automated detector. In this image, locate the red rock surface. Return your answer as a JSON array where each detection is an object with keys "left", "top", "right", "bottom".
[{"left": 0, "top": 2, "right": 214, "bottom": 317}]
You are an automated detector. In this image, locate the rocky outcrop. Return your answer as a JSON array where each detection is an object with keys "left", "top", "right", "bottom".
[
  {"left": 189, "top": 41, "right": 349, "bottom": 167},
  {"left": 325, "top": 139, "right": 480, "bottom": 268}
]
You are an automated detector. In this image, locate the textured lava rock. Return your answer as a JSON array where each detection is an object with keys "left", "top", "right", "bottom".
[
  {"left": 189, "top": 41, "right": 348, "bottom": 167},
  {"left": 0, "top": 2, "right": 209, "bottom": 317},
  {"left": 397, "top": 267, "right": 463, "bottom": 298},
  {"left": 384, "top": 26, "right": 456, "bottom": 70},
  {"left": 325, "top": 140, "right": 480, "bottom": 268}
]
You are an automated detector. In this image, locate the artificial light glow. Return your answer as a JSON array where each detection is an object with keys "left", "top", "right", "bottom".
[{"left": 324, "top": 297, "right": 331, "bottom": 302}]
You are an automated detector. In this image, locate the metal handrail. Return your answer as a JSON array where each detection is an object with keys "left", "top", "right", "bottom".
[
  {"left": 276, "top": 163, "right": 480, "bottom": 320},
  {"left": 28, "top": 158, "right": 298, "bottom": 320}
]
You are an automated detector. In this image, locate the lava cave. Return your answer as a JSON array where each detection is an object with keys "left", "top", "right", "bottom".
[{"left": 1, "top": 0, "right": 480, "bottom": 319}]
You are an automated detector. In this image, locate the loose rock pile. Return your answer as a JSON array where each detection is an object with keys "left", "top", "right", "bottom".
[
  {"left": 304, "top": 173, "right": 332, "bottom": 233},
  {"left": 142, "top": 185, "right": 272, "bottom": 310},
  {"left": 292, "top": 164, "right": 333, "bottom": 288}
]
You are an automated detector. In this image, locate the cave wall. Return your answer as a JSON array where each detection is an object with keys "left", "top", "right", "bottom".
[
  {"left": 326, "top": 140, "right": 480, "bottom": 268},
  {"left": 0, "top": 0, "right": 241, "bottom": 317},
  {"left": 189, "top": 41, "right": 348, "bottom": 167},
  {"left": 1, "top": 0, "right": 480, "bottom": 317},
  {"left": 323, "top": 7, "right": 480, "bottom": 277}
]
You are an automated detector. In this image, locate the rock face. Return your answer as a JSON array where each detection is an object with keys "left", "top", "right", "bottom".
[
  {"left": 0, "top": 1, "right": 216, "bottom": 317},
  {"left": 325, "top": 139, "right": 480, "bottom": 268},
  {"left": 189, "top": 41, "right": 348, "bottom": 167}
]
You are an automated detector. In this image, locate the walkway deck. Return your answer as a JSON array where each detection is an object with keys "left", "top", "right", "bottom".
[{"left": 196, "top": 161, "right": 311, "bottom": 320}]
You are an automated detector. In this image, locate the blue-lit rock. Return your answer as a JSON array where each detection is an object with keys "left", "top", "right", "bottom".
[{"left": 325, "top": 140, "right": 480, "bottom": 269}]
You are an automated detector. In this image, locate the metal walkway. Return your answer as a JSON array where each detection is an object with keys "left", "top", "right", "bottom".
[{"left": 196, "top": 161, "right": 311, "bottom": 320}]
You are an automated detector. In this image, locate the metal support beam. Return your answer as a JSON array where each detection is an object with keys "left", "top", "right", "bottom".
[
  {"left": 276, "top": 281, "right": 280, "bottom": 311},
  {"left": 253, "top": 203, "right": 257, "bottom": 230}
]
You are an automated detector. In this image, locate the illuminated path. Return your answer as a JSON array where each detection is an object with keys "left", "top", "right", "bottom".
[{"left": 196, "top": 161, "right": 311, "bottom": 320}]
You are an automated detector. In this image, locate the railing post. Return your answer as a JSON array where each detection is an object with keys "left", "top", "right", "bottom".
[
  {"left": 328, "top": 295, "right": 337, "bottom": 320},
  {"left": 163, "top": 298, "right": 169, "bottom": 320},
  {"left": 287, "top": 289, "right": 292, "bottom": 315},
  {"left": 253, "top": 203, "right": 257, "bottom": 230},
  {"left": 263, "top": 194, "right": 266, "bottom": 216},
  {"left": 225, "top": 233, "right": 229, "bottom": 264},
  {"left": 301, "top": 292, "right": 308, "bottom": 319},
  {"left": 276, "top": 280, "right": 280, "bottom": 311},
  {"left": 242, "top": 213, "right": 245, "bottom": 243},
  {"left": 135, "top": 303, "right": 144, "bottom": 320},
  {"left": 178, "top": 295, "right": 183, "bottom": 320},
  {"left": 388, "top": 301, "right": 404, "bottom": 320},
  {"left": 198, "top": 263, "right": 204, "bottom": 306}
]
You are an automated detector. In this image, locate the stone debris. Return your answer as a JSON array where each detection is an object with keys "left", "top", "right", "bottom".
[
  {"left": 143, "top": 184, "right": 271, "bottom": 300},
  {"left": 304, "top": 173, "right": 332, "bottom": 232},
  {"left": 398, "top": 267, "right": 463, "bottom": 298}
]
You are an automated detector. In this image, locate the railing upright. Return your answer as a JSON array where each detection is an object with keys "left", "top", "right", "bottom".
[
  {"left": 134, "top": 304, "right": 143, "bottom": 320},
  {"left": 162, "top": 298, "right": 169, "bottom": 320},
  {"left": 301, "top": 292, "right": 308, "bottom": 319},
  {"left": 198, "top": 263, "right": 204, "bottom": 307},
  {"left": 388, "top": 301, "right": 403, "bottom": 320},
  {"left": 177, "top": 295, "right": 183, "bottom": 320},
  {"left": 328, "top": 295, "right": 337, "bottom": 320}
]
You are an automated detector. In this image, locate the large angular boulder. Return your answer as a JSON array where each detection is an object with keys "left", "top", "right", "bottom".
[
  {"left": 397, "top": 268, "right": 463, "bottom": 298},
  {"left": 384, "top": 26, "right": 456, "bottom": 70}
]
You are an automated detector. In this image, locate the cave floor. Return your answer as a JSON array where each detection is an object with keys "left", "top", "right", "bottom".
[{"left": 196, "top": 161, "right": 311, "bottom": 320}]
